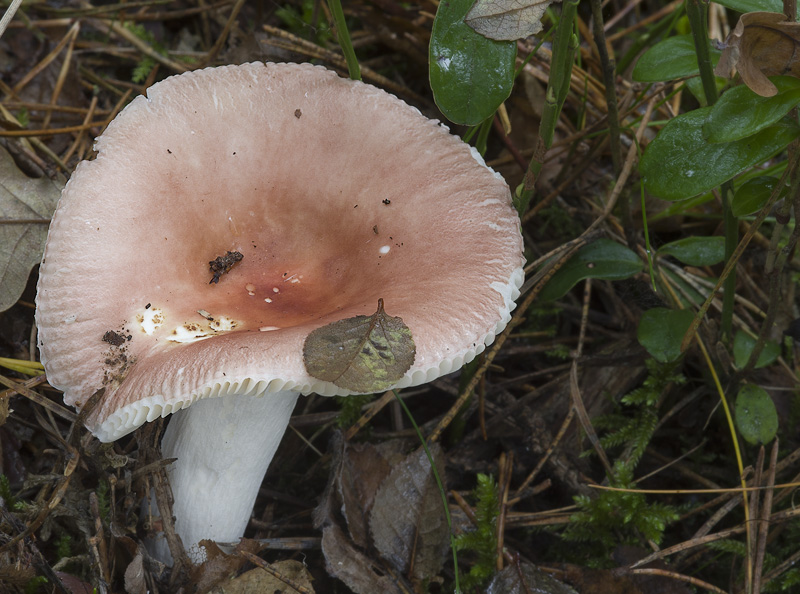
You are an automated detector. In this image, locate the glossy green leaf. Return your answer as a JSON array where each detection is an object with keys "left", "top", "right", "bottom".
[
  {"left": 733, "top": 331, "right": 780, "bottom": 369},
  {"left": 731, "top": 176, "right": 783, "bottom": 217},
  {"left": 657, "top": 236, "right": 725, "bottom": 266},
  {"left": 303, "top": 299, "right": 416, "bottom": 392},
  {"left": 632, "top": 35, "right": 721, "bottom": 82},
  {"left": 640, "top": 108, "right": 800, "bottom": 201},
  {"left": 429, "top": 0, "right": 516, "bottom": 125},
  {"left": 538, "top": 239, "right": 643, "bottom": 301},
  {"left": 685, "top": 75, "right": 727, "bottom": 107},
  {"left": 713, "top": 0, "right": 798, "bottom": 19},
  {"left": 637, "top": 307, "right": 695, "bottom": 363},
  {"left": 704, "top": 76, "right": 800, "bottom": 143},
  {"left": 735, "top": 384, "right": 778, "bottom": 445}
]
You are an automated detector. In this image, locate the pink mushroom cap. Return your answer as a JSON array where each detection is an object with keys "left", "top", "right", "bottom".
[{"left": 36, "top": 62, "right": 524, "bottom": 442}]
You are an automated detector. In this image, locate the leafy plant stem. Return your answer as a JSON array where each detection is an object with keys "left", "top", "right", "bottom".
[
  {"left": 680, "top": 150, "right": 800, "bottom": 352},
  {"left": 394, "top": 390, "right": 461, "bottom": 593},
  {"left": 515, "top": 0, "right": 578, "bottom": 216},
  {"left": 327, "top": 0, "right": 361, "bottom": 81},
  {"left": 685, "top": 0, "right": 738, "bottom": 339}
]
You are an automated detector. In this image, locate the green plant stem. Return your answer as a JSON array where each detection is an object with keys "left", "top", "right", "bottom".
[
  {"left": 394, "top": 391, "right": 461, "bottom": 593},
  {"left": 327, "top": 0, "right": 360, "bottom": 81},
  {"left": 685, "top": 0, "right": 737, "bottom": 338},
  {"left": 515, "top": 0, "right": 579, "bottom": 216}
]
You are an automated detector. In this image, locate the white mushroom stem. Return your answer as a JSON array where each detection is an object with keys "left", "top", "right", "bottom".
[{"left": 151, "top": 390, "right": 299, "bottom": 563}]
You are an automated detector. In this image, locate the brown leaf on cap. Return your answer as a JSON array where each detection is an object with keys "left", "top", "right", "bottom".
[
  {"left": 303, "top": 299, "right": 415, "bottom": 393},
  {"left": 715, "top": 11, "right": 800, "bottom": 97}
]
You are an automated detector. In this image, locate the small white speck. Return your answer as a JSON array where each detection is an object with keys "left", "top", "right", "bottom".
[
  {"left": 686, "top": 170, "right": 694, "bottom": 177},
  {"left": 379, "top": 245, "right": 391, "bottom": 254},
  {"left": 259, "top": 326, "right": 280, "bottom": 332},
  {"left": 264, "top": 298, "right": 272, "bottom": 303},
  {"left": 272, "top": 287, "right": 279, "bottom": 293}
]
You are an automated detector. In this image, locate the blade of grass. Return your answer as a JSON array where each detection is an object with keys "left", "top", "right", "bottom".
[{"left": 327, "top": 0, "right": 361, "bottom": 81}]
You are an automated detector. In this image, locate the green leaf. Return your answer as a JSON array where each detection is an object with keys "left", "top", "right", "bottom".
[
  {"left": 685, "top": 75, "right": 727, "bottom": 107},
  {"left": 731, "top": 176, "right": 783, "bottom": 217},
  {"left": 632, "top": 35, "right": 721, "bottom": 82},
  {"left": 735, "top": 384, "right": 778, "bottom": 445},
  {"left": 429, "top": 0, "right": 516, "bottom": 125},
  {"left": 303, "top": 299, "right": 416, "bottom": 392},
  {"left": 539, "top": 238, "right": 643, "bottom": 301},
  {"left": 640, "top": 108, "right": 800, "bottom": 201},
  {"left": 733, "top": 332, "right": 780, "bottom": 369},
  {"left": 657, "top": 236, "right": 726, "bottom": 266},
  {"left": 704, "top": 76, "right": 800, "bottom": 143},
  {"left": 637, "top": 308, "right": 695, "bottom": 363},
  {"left": 712, "top": 0, "right": 799, "bottom": 19}
]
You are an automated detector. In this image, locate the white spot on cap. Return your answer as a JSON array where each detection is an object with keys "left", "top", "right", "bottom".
[
  {"left": 63, "top": 314, "right": 77, "bottom": 324},
  {"left": 272, "top": 287, "right": 279, "bottom": 293},
  {"left": 245, "top": 283, "right": 256, "bottom": 296},
  {"left": 264, "top": 298, "right": 273, "bottom": 303},
  {"left": 136, "top": 308, "right": 165, "bottom": 335},
  {"left": 259, "top": 326, "right": 280, "bottom": 332},
  {"left": 379, "top": 245, "right": 391, "bottom": 255}
]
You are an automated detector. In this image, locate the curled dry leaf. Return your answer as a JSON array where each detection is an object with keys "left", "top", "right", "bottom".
[
  {"left": 715, "top": 11, "right": 800, "bottom": 97},
  {"left": 465, "top": 0, "right": 561, "bottom": 41},
  {"left": 303, "top": 299, "right": 415, "bottom": 392},
  {"left": 0, "top": 146, "right": 62, "bottom": 311}
]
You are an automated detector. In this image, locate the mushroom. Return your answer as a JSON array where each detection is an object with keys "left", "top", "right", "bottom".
[{"left": 35, "top": 62, "right": 524, "bottom": 563}]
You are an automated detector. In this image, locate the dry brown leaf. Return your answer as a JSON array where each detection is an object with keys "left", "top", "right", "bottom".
[
  {"left": 465, "top": 0, "right": 560, "bottom": 41},
  {"left": 314, "top": 433, "right": 408, "bottom": 594},
  {"left": 337, "top": 440, "right": 398, "bottom": 548},
  {"left": 368, "top": 442, "right": 449, "bottom": 583},
  {"left": 211, "top": 561, "right": 314, "bottom": 594},
  {"left": 486, "top": 560, "right": 578, "bottom": 594},
  {"left": 123, "top": 552, "right": 146, "bottom": 594},
  {"left": 0, "top": 146, "right": 62, "bottom": 311},
  {"left": 715, "top": 11, "right": 800, "bottom": 97}
]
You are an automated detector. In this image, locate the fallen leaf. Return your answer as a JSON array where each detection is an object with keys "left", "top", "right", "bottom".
[
  {"left": 211, "top": 560, "right": 314, "bottom": 594},
  {"left": 369, "top": 442, "right": 449, "bottom": 582},
  {"left": 715, "top": 11, "right": 800, "bottom": 97},
  {"left": 465, "top": 0, "right": 560, "bottom": 40},
  {"left": 486, "top": 560, "right": 578, "bottom": 594},
  {"left": 303, "top": 299, "right": 415, "bottom": 392},
  {"left": 0, "top": 146, "right": 62, "bottom": 311},
  {"left": 123, "top": 552, "right": 146, "bottom": 594},
  {"left": 313, "top": 434, "right": 408, "bottom": 594},
  {"left": 337, "top": 440, "right": 398, "bottom": 548}
]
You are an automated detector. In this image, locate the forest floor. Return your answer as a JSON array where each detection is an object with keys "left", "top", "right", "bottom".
[{"left": 1, "top": 0, "right": 799, "bottom": 593}]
